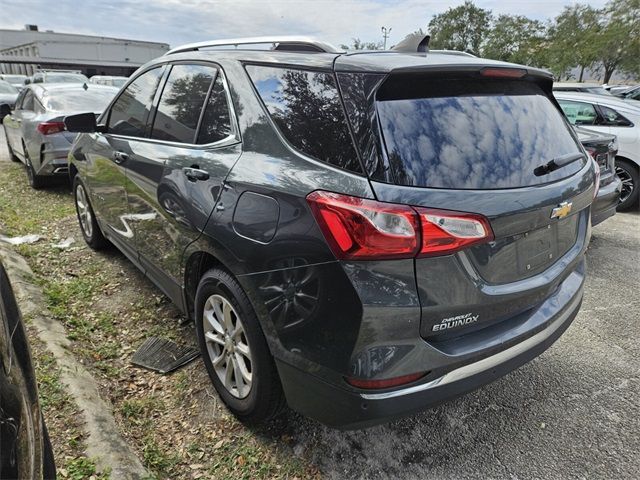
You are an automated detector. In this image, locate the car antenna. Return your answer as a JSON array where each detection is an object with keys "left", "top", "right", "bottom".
[{"left": 83, "top": 83, "right": 88, "bottom": 90}]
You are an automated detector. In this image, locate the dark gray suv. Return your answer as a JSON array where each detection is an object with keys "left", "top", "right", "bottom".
[{"left": 64, "top": 37, "right": 596, "bottom": 429}]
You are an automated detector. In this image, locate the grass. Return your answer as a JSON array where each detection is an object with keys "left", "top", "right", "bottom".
[{"left": 0, "top": 145, "right": 317, "bottom": 480}]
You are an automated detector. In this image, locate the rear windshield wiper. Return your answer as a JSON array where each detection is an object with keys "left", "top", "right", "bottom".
[{"left": 534, "top": 152, "right": 586, "bottom": 177}]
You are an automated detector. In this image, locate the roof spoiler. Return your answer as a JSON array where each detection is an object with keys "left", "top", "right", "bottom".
[{"left": 391, "top": 35, "right": 430, "bottom": 53}]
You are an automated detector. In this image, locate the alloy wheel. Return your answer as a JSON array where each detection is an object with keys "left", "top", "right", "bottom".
[
  {"left": 616, "top": 165, "right": 634, "bottom": 204},
  {"left": 202, "top": 294, "right": 252, "bottom": 399},
  {"left": 75, "top": 184, "right": 93, "bottom": 238}
]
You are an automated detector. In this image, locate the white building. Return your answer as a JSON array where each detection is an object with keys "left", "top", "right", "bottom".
[{"left": 0, "top": 25, "right": 169, "bottom": 77}]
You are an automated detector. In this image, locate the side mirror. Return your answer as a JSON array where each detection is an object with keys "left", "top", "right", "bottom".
[
  {"left": 0, "top": 104, "right": 11, "bottom": 119},
  {"left": 64, "top": 112, "right": 100, "bottom": 133}
]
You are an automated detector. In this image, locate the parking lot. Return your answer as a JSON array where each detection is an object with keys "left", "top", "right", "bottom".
[{"left": 1, "top": 128, "right": 639, "bottom": 479}]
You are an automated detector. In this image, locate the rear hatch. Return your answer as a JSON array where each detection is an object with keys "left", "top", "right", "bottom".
[{"left": 337, "top": 63, "right": 594, "bottom": 342}]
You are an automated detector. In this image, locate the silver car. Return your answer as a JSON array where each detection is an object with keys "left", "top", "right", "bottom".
[
  {"left": 0, "top": 80, "right": 19, "bottom": 110},
  {"left": 1, "top": 83, "right": 118, "bottom": 188}
]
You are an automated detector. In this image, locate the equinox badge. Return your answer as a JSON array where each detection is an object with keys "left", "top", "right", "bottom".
[{"left": 551, "top": 201, "right": 572, "bottom": 219}]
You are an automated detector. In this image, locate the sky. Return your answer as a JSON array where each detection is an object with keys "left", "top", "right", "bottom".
[{"left": 1, "top": 0, "right": 611, "bottom": 49}]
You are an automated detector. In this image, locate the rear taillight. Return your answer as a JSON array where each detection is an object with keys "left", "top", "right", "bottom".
[
  {"left": 306, "top": 191, "right": 420, "bottom": 260},
  {"left": 415, "top": 208, "right": 494, "bottom": 257},
  {"left": 306, "top": 191, "right": 494, "bottom": 260},
  {"left": 37, "top": 121, "right": 65, "bottom": 135}
]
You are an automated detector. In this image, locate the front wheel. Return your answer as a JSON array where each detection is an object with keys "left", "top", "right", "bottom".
[
  {"left": 195, "top": 268, "right": 285, "bottom": 425},
  {"left": 73, "top": 176, "right": 109, "bottom": 250},
  {"left": 616, "top": 159, "right": 638, "bottom": 211}
]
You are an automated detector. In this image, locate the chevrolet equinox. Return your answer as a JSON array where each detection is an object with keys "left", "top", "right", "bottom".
[{"left": 64, "top": 36, "right": 596, "bottom": 429}]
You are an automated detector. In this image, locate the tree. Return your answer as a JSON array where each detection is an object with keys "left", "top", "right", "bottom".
[
  {"left": 428, "top": 1, "right": 492, "bottom": 55},
  {"left": 482, "top": 15, "right": 545, "bottom": 66},
  {"left": 546, "top": 5, "right": 600, "bottom": 81},
  {"left": 340, "top": 38, "right": 383, "bottom": 51},
  {"left": 593, "top": 0, "right": 640, "bottom": 83}
]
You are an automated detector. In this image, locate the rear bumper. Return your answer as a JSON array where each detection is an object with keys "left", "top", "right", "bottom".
[
  {"left": 277, "top": 270, "right": 583, "bottom": 429},
  {"left": 592, "top": 176, "right": 622, "bottom": 226}
]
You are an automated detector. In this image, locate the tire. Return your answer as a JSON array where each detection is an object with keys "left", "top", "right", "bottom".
[
  {"left": 42, "top": 421, "right": 56, "bottom": 480},
  {"left": 73, "top": 176, "right": 109, "bottom": 250},
  {"left": 195, "top": 268, "right": 285, "bottom": 425},
  {"left": 23, "top": 145, "right": 47, "bottom": 189},
  {"left": 4, "top": 127, "right": 19, "bottom": 162},
  {"left": 615, "top": 159, "right": 639, "bottom": 211}
]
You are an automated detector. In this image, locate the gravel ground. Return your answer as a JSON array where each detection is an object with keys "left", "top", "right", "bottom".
[{"left": 1, "top": 128, "right": 639, "bottom": 479}]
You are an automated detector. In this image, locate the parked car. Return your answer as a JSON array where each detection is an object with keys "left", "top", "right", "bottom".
[
  {"left": 1, "top": 83, "right": 118, "bottom": 188},
  {"left": 0, "top": 81, "right": 19, "bottom": 114},
  {"left": 555, "top": 91, "right": 640, "bottom": 211},
  {"left": 0, "top": 261, "right": 56, "bottom": 479},
  {"left": 31, "top": 70, "right": 89, "bottom": 84},
  {"left": 64, "top": 36, "right": 595, "bottom": 429},
  {"left": 0, "top": 74, "right": 28, "bottom": 91},
  {"left": 89, "top": 75, "right": 128, "bottom": 88},
  {"left": 575, "top": 127, "right": 621, "bottom": 225},
  {"left": 553, "top": 82, "right": 611, "bottom": 96},
  {"left": 619, "top": 86, "right": 640, "bottom": 101}
]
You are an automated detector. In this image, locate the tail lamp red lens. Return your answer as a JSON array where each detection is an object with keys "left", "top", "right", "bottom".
[
  {"left": 37, "top": 121, "right": 65, "bottom": 135},
  {"left": 306, "top": 191, "right": 494, "bottom": 260},
  {"left": 345, "top": 371, "right": 427, "bottom": 389},
  {"left": 480, "top": 67, "right": 527, "bottom": 78}
]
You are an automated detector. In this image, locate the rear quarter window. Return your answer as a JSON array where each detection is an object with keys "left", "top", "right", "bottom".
[
  {"left": 378, "top": 79, "right": 584, "bottom": 189},
  {"left": 246, "top": 65, "right": 362, "bottom": 173}
]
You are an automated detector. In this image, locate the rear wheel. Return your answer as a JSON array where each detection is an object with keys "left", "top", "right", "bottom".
[
  {"left": 195, "top": 268, "right": 285, "bottom": 425},
  {"left": 73, "top": 176, "right": 109, "bottom": 250},
  {"left": 616, "top": 159, "right": 638, "bottom": 211},
  {"left": 23, "top": 145, "right": 47, "bottom": 189}
]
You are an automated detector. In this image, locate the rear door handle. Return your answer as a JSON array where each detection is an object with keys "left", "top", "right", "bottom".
[
  {"left": 183, "top": 167, "right": 210, "bottom": 182},
  {"left": 113, "top": 151, "right": 129, "bottom": 164}
]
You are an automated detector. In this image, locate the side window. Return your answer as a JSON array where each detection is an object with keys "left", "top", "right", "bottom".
[
  {"left": 108, "top": 67, "right": 163, "bottom": 137},
  {"left": 197, "top": 74, "right": 233, "bottom": 144},
  {"left": 245, "top": 65, "right": 361, "bottom": 173},
  {"left": 151, "top": 64, "right": 216, "bottom": 144},
  {"left": 21, "top": 91, "right": 35, "bottom": 111},
  {"left": 600, "top": 105, "right": 633, "bottom": 127},
  {"left": 558, "top": 100, "right": 598, "bottom": 126},
  {"left": 14, "top": 89, "right": 27, "bottom": 110}
]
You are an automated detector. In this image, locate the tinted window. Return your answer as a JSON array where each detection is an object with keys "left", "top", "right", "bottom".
[
  {"left": 600, "top": 106, "right": 632, "bottom": 127},
  {"left": 43, "top": 88, "right": 118, "bottom": 112},
  {"left": 378, "top": 80, "right": 583, "bottom": 189},
  {"left": 151, "top": 64, "right": 216, "bottom": 143},
  {"left": 108, "top": 67, "right": 163, "bottom": 137},
  {"left": 558, "top": 100, "right": 598, "bottom": 126},
  {"left": 197, "top": 74, "right": 232, "bottom": 144},
  {"left": 20, "top": 91, "right": 35, "bottom": 111},
  {"left": 14, "top": 89, "right": 27, "bottom": 109},
  {"left": 246, "top": 65, "right": 361, "bottom": 173}
]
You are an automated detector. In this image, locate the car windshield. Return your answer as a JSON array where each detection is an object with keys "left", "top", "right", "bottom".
[
  {"left": 45, "top": 73, "right": 89, "bottom": 83},
  {"left": 43, "top": 88, "right": 117, "bottom": 112},
  {"left": 377, "top": 78, "right": 584, "bottom": 189},
  {"left": 0, "top": 82, "right": 18, "bottom": 94}
]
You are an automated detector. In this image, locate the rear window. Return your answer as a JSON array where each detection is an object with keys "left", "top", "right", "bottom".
[
  {"left": 43, "top": 88, "right": 117, "bottom": 112},
  {"left": 377, "top": 79, "right": 584, "bottom": 189},
  {"left": 246, "top": 65, "right": 361, "bottom": 173}
]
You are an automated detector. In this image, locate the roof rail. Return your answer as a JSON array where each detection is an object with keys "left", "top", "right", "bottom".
[{"left": 167, "top": 36, "right": 343, "bottom": 55}]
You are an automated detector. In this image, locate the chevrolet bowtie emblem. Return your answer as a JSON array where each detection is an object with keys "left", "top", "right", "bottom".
[{"left": 551, "top": 201, "right": 572, "bottom": 219}]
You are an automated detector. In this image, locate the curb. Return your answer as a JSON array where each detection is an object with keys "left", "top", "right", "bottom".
[{"left": 0, "top": 245, "right": 149, "bottom": 480}]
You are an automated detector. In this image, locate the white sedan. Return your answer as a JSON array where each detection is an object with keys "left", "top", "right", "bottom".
[{"left": 554, "top": 92, "right": 640, "bottom": 211}]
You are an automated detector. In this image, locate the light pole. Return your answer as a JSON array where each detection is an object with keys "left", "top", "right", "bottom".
[{"left": 381, "top": 26, "right": 392, "bottom": 50}]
